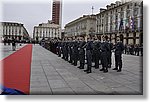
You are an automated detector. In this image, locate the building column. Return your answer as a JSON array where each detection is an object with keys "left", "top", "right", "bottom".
[{"left": 133, "top": 32, "right": 136, "bottom": 45}]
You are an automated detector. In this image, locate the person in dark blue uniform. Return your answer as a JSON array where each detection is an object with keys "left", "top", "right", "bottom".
[
  {"left": 72, "top": 37, "right": 79, "bottom": 66},
  {"left": 68, "top": 37, "right": 73, "bottom": 63},
  {"left": 12, "top": 37, "right": 16, "bottom": 51},
  {"left": 61, "top": 38, "right": 65, "bottom": 59},
  {"left": 113, "top": 37, "right": 124, "bottom": 72},
  {"left": 84, "top": 35, "right": 93, "bottom": 74},
  {"left": 77, "top": 36, "right": 86, "bottom": 69},
  {"left": 57, "top": 38, "right": 62, "bottom": 57},
  {"left": 64, "top": 38, "right": 69, "bottom": 61},
  {"left": 92, "top": 35, "right": 101, "bottom": 69},
  {"left": 107, "top": 39, "right": 113, "bottom": 68},
  {"left": 100, "top": 36, "right": 109, "bottom": 73}
]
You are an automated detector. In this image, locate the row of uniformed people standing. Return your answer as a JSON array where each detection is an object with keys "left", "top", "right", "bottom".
[{"left": 56, "top": 35, "right": 124, "bottom": 74}]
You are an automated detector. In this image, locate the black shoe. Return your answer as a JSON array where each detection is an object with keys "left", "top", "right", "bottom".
[
  {"left": 77, "top": 66, "right": 81, "bottom": 68},
  {"left": 113, "top": 68, "right": 118, "bottom": 70},
  {"left": 86, "top": 71, "right": 92, "bottom": 74},
  {"left": 100, "top": 69, "right": 104, "bottom": 71},
  {"left": 84, "top": 70, "right": 88, "bottom": 72},
  {"left": 79, "top": 67, "right": 84, "bottom": 69},
  {"left": 117, "top": 70, "right": 121, "bottom": 72},
  {"left": 108, "top": 65, "right": 111, "bottom": 68},
  {"left": 103, "top": 70, "right": 108, "bottom": 73}
]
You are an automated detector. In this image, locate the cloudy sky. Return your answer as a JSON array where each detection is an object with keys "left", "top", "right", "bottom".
[{"left": 1, "top": 0, "right": 117, "bottom": 37}]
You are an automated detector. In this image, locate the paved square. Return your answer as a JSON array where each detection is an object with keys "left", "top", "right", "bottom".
[
  {"left": 30, "top": 45, "right": 143, "bottom": 95},
  {"left": 0, "top": 44, "right": 142, "bottom": 95}
]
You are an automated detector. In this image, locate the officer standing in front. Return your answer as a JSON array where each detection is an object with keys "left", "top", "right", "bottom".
[
  {"left": 84, "top": 35, "right": 93, "bottom": 74},
  {"left": 113, "top": 37, "right": 124, "bottom": 72},
  {"left": 77, "top": 36, "right": 86, "bottom": 69},
  {"left": 100, "top": 36, "right": 109, "bottom": 73}
]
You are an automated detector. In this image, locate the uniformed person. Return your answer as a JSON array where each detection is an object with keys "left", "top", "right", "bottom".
[
  {"left": 68, "top": 37, "right": 73, "bottom": 63},
  {"left": 107, "top": 38, "right": 113, "bottom": 68},
  {"left": 77, "top": 36, "right": 86, "bottom": 69},
  {"left": 61, "top": 38, "right": 65, "bottom": 59},
  {"left": 100, "top": 36, "right": 109, "bottom": 73},
  {"left": 93, "top": 35, "right": 101, "bottom": 69},
  {"left": 72, "top": 37, "right": 79, "bottom": 66},
  {"left": 64, "top": 38, "right": 69, "bottom": 61},
  {"left": 84, "top": 35, "right": 93, "bottom": 73},
  {"left": 113, "top": 37, "right": 124, "bottom": 72},
  {"left": 57, "top": 38, "right": 62, "bottom": 57}
]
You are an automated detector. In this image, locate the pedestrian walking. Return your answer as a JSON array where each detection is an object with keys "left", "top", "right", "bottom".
[{"left": 12, "top": 38, "right": 16, "bottom": 51}]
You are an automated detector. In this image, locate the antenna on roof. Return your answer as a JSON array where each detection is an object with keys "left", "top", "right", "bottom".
[{"left": 92, "top": 6, "right": 94, "bottom": 15}]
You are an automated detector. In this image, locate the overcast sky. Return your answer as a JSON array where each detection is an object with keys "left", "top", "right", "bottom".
[{"left": 1, "top": 0, "right": 117, "bottom": 37}]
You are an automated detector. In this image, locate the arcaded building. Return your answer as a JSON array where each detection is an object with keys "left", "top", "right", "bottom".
[
  {"left": 33, "top": 20, "right": 60, "bottom": 42},
  {"left": 64, "top": 15, "right": 96, "bottom": 39},
  {"left": 96, "top": 0, "right": 143, "bottom": 45},
  {"left": 0, "top": 22, "right": 29, "bottom": 41}
]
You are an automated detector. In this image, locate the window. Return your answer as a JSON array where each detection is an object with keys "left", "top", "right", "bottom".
[
  {"left": 127, "top": 5, "right": 129, "bottom": 9},
  {"left": 121, "top": 7, "right": 123, "bottom": 11}
]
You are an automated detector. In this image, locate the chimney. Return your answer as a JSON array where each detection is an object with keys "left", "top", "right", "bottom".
[{"left": 100, "top": 8, "right": 106, "bottom": 13}]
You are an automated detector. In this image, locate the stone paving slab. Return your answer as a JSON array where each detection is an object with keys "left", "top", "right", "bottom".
[
  {"left": 0, "top": 43, "right": 26, "bottom": 60},
  {"left": 29, "top": 45, "right": 143, "bottom": 95}
]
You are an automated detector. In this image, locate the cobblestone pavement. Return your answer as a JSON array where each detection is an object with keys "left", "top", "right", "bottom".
[{"left": 30, "top": 45, "right": 143, "bottom": 95}]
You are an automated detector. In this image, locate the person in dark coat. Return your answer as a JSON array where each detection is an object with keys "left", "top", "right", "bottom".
[
  {"left": 136, "top": 44, "right": 140, "bottom": 56},
  {"left": 64, "top": 38, "right": 69, "bottom": 61},
  {"left": 84, "top": 35, "right": 93, "bottom": 74},
  {"left": 113, "top": 37, "right": 124, "bottom": 72},
  {"left": 12, "top": 37, "right": 16, "bottom": 51},
  {"left": 107, "top": 39, "right": 113, "bottom": 68},
  {"left": 72, "top": 37, "right": 79, "bottom": 66},
  {"left": 92, "top": 35, "right": 101, "bottom": 69},
  {"left": 68, "top": 37, "right": 73, "bottom": 63},
  {"left": 77, "top": 36, "right": 86, "bottom": 69},
  {"left": 57, "top": 38, "right": 62, "bottom": 57},
  {"left": 124, "top": 44, "right": 127, "bottom": 54},
  {"left": 61, "top": 38, "right": 65, "bottom": 59},
  {"left": 140, "top": 44, "right": 143, "bottom": 56},
  {"left": 99, "top": 36, "right": 110, "bottom": 73}
]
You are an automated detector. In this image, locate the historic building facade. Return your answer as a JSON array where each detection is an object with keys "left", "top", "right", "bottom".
[
  {"left": 52, "top": 0, "right": 62, "bottom": 25},
  {"left": 33, "top": 20, "right": 60, "bottom": 42},
  {"left": 96, "top": 0, "right": 143, "bottom": 45},
  {"left": 0, "top": 22, "right": 29, "bottom": 41},
  {"left": 52, "top": 0, "right": 62, "bottom": 38},
  {"left": 64, "top": 15, "right": 96, "bottom": 39}
]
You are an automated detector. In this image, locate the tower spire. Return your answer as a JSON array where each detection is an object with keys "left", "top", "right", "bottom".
[{"left": 92, "top": 6, "right": 94, "bottom": 15}]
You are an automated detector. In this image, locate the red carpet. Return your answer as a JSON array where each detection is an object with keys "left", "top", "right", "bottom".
[{"left": 0, "top": 44, "right": 32, "bottom": 94}]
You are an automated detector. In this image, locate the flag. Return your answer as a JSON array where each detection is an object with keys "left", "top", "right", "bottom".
[
  {"left": 130, "top": 17, "right": 134, "bottom": 31},
  {"left": 125, "top": 18, "right": 129, "bottom": 29}
]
